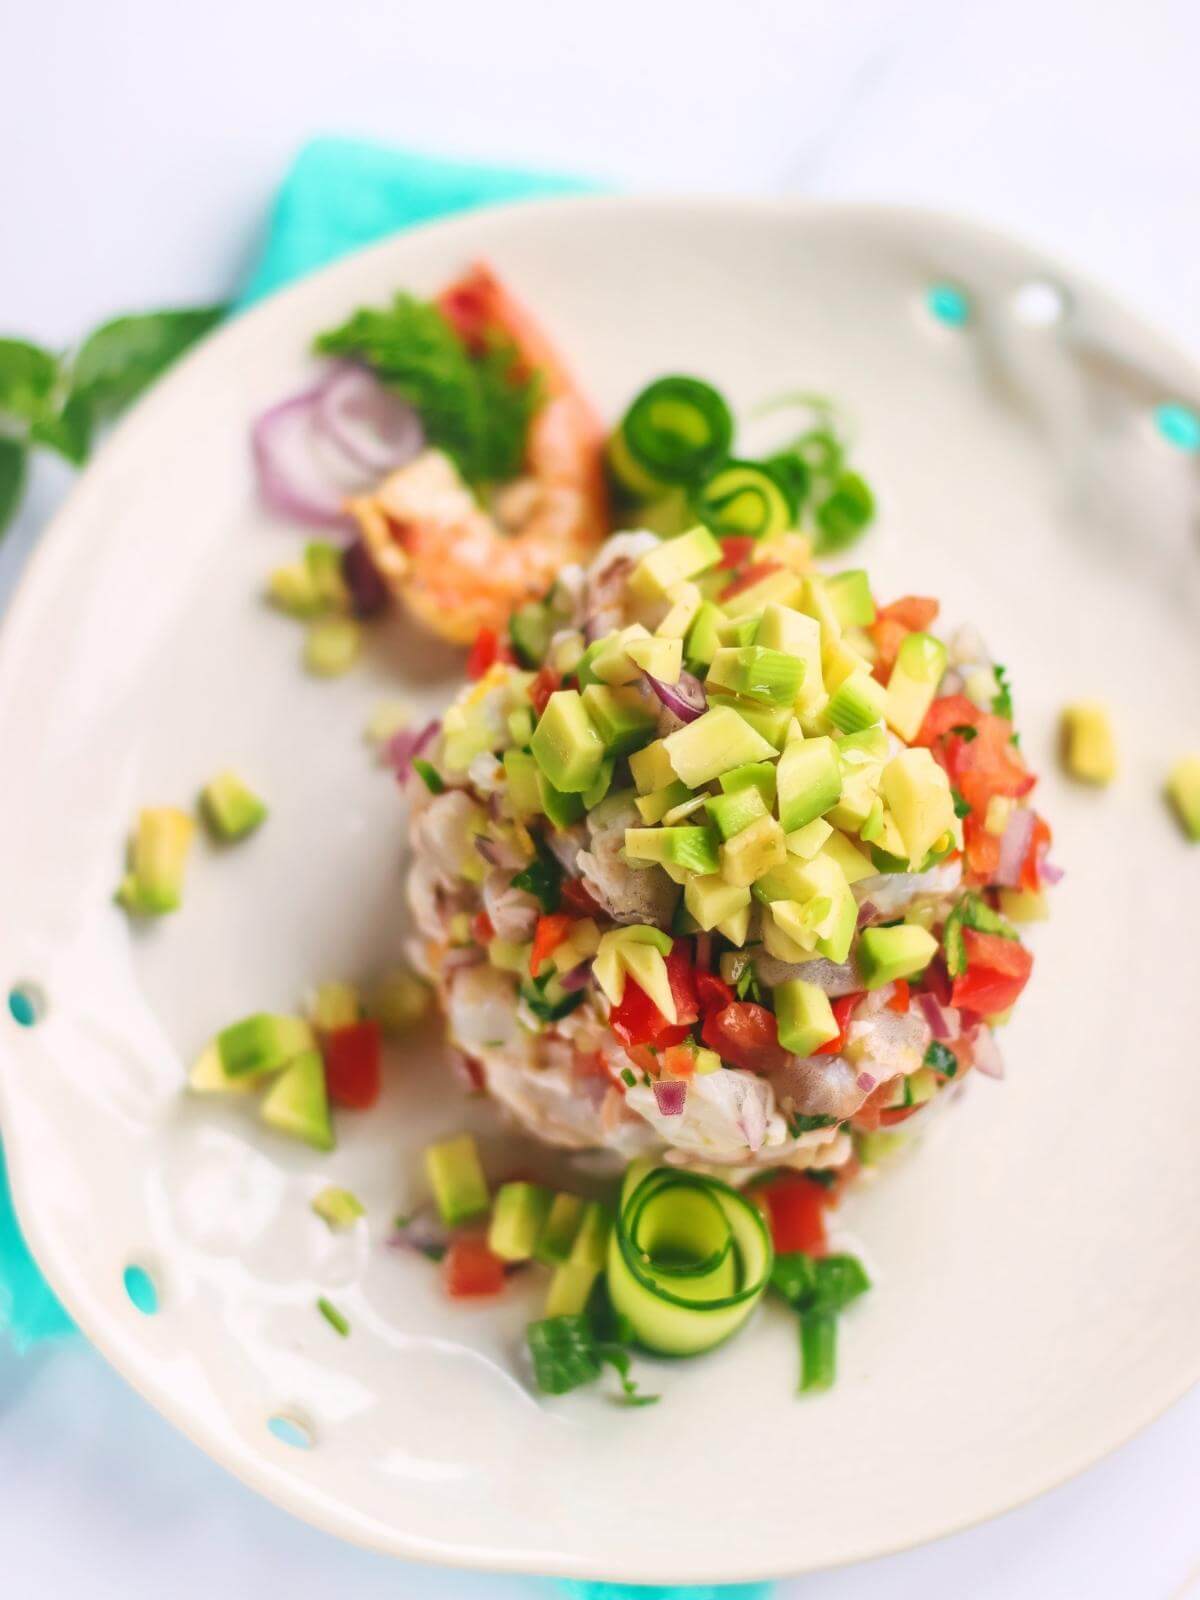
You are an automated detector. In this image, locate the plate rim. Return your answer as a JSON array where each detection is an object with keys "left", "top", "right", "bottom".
[{"left": 1, "top": 191, "right": 1198, "bottom": 1583}]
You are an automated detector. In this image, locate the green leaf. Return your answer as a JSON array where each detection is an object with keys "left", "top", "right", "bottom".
[
  {"left": 0, "top": 436, "right": 28, "bottom": 537},
  {"left": 511, "top": 843, "right": 563, "bottom": 913},
  {"left": 0, "top": 339, "right": 60, "bottom": 422},
  {"left": 771, "top": 1251, "right": 819, "bottom": 1307},
  {"left": 924, "top": 1039, "right": 958, "bottom": 1078},
  {"left": 526, "top": 1313, "right": 658, "bottom": 1405},
  {"left": 29, "top": 390, "right": 92, "bottom": 465},
  {"left": 71, "top": 306, "right": 225, "bottom": 417}
]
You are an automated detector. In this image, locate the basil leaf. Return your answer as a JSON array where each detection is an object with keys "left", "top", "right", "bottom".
[
  {"left": 72, "top": 306, "right": 225, "bottom": 416},
  {"left": 527, "top": 1313, "right": 657, "bottom": 1405},
  {"left": 0, "top": 437, "right": 27, "bottom": 536},
  {"left": 0, "top": 339, "right": 60, "bottom": 421},
  {"left": 811, "top": 1253, "right": 871, "bottom": 1314},
  {"left": 770, "top": 1251, "right": 819, "bottom": 1308},
  {"left": 30, "top": 390, "right": 92, "bottom": 465}
]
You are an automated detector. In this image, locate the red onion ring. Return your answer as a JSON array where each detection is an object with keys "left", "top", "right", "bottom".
[
  {"left": 653, "top": 1079, "right": 688, "bottom": 1116},
  {"left": 316, "top": 365, "right": 424, "bottom": 474},
  {"left": 994, "top": 806, "right": 1036, "bottom": 888},
  {"left": 645, "top": 669, "right": 707, "bottom": 724},
  {"left": 251, "top": 385, "right": 359, "bottom": 526},
  {"left": 1039, "top": 858, "right": 1065, "bottom": 886},
  {"left": 386, "top": 719, "right": 440, "bottom": 780},
  {"left": 917, "top": 991, "right": 960, "bottom": 1040},
  {"left": 970, "top": 1027, "right": 1005, "bottom": 1079}
]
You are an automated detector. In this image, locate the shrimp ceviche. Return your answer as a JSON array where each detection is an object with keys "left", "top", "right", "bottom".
[{"left": 180, "top": 263, "right": 1054, "bottom": 1402}]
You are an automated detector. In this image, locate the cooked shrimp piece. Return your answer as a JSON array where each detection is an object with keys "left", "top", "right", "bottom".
[{"left": 350, "top": 263, "right": 608, "bottom": 645}]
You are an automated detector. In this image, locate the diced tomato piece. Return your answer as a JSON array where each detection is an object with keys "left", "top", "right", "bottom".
[
  {"left": 875, "top": 595, "right": 940, "bottom": 633},
  {"left": 915, "top": 694, "right": 985, "bottom": 748},
  {"left": 529, "top": 665, "right": 561, "bottom": 718},
  {"left": 951, "top": 929, "right": 1034, "bottom": 1016},
  {"left": 721, "top": 561, "right": 783, "bottom": 601},
  {"left": 471, "top": 909, "right": 495, "bottom": 944},
  {"left": 659, "top": 1044, "right": 698, "bottom": 1078},
  {"left": 955, "top": 719, "right": 1036, "bottom": 816},
  {"left": 718, "top": 535, "right": 758, "bottom": 570},
  {"left": 887, "top": 978, "right": 911, "bottom": 1013},
  {"left": 1020, "top": 814, "right": 1052, "bottom": 892},
  {"left": 529, "top": 912, "right": 573, "bottom": 977},
  {"left": 560, "top": 876, "right": 601, "bottom": 915},
  {"left": 813, "top": 992, "right": 861, "bottom": 1055},
  {"left": 870, "top": 616, "right": 910, "bottom": 682},
  {"left": 609, "top": 944, "right": 698, "bottom": 1048},
  {"left": 322, "top": 1020, "right": 382, "bottom": 1110},
  {"left": 701, "top": 1001, "right": 789, "bottom": 1074},
  {"left": 664, "top": 943, "right": 700, "bottom": 1028},
  {"left": 694, "top": 968, "right": 735, "bottom": 1016},
  {"left": 963, "top": 813, "right": 1002, "bottom": 883},
  {"left": 756, "top": 1174, "right": 829, "bottom": 1255},
  {"left": 442, "top": 1235, "right": 507, "bottom": 1298},
  {"left": 466, "top": 626, "right": 500, "bottom": 680}
]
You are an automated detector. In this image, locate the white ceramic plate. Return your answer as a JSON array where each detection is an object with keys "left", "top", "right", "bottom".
[{"left": 1, "top": 198, "right": 1198, "bottom": 1586}]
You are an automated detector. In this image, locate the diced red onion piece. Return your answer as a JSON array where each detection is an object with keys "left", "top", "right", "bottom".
[
  {"left": 342, "top": 538, "right": 390, "bottom": 618},
  {"left": 994, "top": 806, "right": 1036, "bottom": 889},
  {"left": 971, "top": 1027, "right": 1005, "bottom": 1079},
  {"left": 1040, "top": 859, "right": 1065, "bottom": 886},
  {"left": 388, "top": 1208, "right": 451, "bottom": 1258},
  {"left": 653, "top": 1079, "right": 688, "bottom": 1116},
  {"left": 918, "top": 991, "right": 957, "bottom": 1040},
  {"left": 386, "top": 719, "right": 440, "bottom": 780},
  {"left": 558, "top": 963, "right": 592, "bottom": 993},
  {"left": 856, "top": 1071, "right": 877, "bottom": 1092},
  {"left": 316, "top": 364, "right": 424, "bottom": 474},
  {"left": 251, "top": 386, "right": 363, "bottom": 526},
  {"left": 856, "top": 899, "right": 880, "bottom": 929},
  {"left": 645, "top": 669, "right": 707, "bottom": 724}
]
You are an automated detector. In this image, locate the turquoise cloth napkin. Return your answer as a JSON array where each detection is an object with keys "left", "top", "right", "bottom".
[{"left": 0, "top": 136, "right": 769, "bottom": 1600}]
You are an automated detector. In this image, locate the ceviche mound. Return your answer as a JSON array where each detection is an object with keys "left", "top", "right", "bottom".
[{"left": 189, "top": 262, "right": 1056, "bottom": 1399}]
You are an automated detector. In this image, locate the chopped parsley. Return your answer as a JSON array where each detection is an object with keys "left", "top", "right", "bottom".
[
  {"left": 923, "top": 1039, "right": 958, "bottom": 1077},
  {"left": 511, "top": 842, "right": 563, "bottom": 913},
  {"left": 950, "top": 724, "right": 978, "bottom": 742},
  {"left": 619, "top": 1066, "right": 636, "bottom": 1089},
  {"left": 992, "top": 662, "right": 1014, "bottom": 721},
  {"left": 951, "top": 788, "right": 971, "bottom": 819},
  {"left": 315, "top": 294, "right": 541, "bottom": 488},
  {"left": 786, "top": 1112, "right": 840, "bottom": 1136},
  {"left": 527, "top": 1313, "right": 658, "bottom": 1406},
  {"left": 411, "top": 758, "right": 444, "bottom": 794},
  {"left": 520, "top": 970, "right": 585, "bottom": 1023}
]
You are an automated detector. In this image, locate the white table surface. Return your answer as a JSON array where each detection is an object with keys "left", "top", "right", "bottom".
[{"left": 2, "top": 1, "right": 1198, "bottom": 1594}]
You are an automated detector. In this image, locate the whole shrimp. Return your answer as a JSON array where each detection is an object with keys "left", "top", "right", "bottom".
[{"left": 350, "top": 263, "right": 609, "bottom": 644}]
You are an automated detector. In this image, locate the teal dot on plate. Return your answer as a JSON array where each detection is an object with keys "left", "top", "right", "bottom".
[
  {"left": 926, "top": 283, "right": 971, "bottom": 328},
  {"left": 7, "top": 984, "right": 43, "bottom": 1026},
  {"left": 268, "top": 1413, "right": 314, "bottom": 1450},
  {"left": 123, "top": 1264, "right": 159, "bottom": 1316},
  {"left": 1155, "top": 403, "right": 1200, "bottom": 452}
]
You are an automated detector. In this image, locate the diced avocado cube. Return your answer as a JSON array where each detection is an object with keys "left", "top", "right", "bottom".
[
  {"left": 719, "top": 760, "right": 777, "bottom": 808},
  {"left": 188, "top": 1042, "right": 258, "bottom": 1096},
  {"left": 822, "top": 636, "right": 873, "bottom": 692},
  {"left": 885, "top": 632, "right": 948, "bottom": 742},
  {"left": 857, "top": 925, "right": 939, "bottom": 989},
  {"left": 799, "top": 574, "right": 843, "bottom": 645},
  {"left": 692, "top": 1047, "right": 722, "bottom": 1075},
  {"left": 1060, "top": 701, "right": 1117, "bottom": 786},
  {"left": 507, "top": 706, "right": 535, "bottom": 746},
  {"left": 217, "top": 1013, "right": 316, "bottom": 1078},
  {"left": 310, "top": 981, "right": 360, "bottom": 1031},
  {"left": 785, "top": 817, "right": 834, "bottom": 858},
  {"left": 260, "top": 1049, "right": 334, "bottom": 1151},
  {"left": 624, "top": 634, "right": 683, "bottom": 684},
  {"left": 662, "top": 792, "right": 710, "bottom": 824},
  {"left": 425, "top": 1134, "right": 489, "bottom": 1225},
  {"left": 630, "top": 526, "right": 723, "bottom": 602},
  {"left": 655, "top": 581, "right": 704, "bottom": 640},
  {"left": 624, "top": 826, "right": 721, "bottom": 875},
  {"left": 716, "top": 902, "right": 752, "bottom": 945},
  {"left": 881, "top": 747, "right": 957, "bottom": 867},
  {"left": 304, "top": 616, "right": 362, "bottom": 677},
  {"left": 818, "top": 829, "right": 875, "bottom": 884},
  {"left": 684, "top": 873, "right": 751, "bottom": 931},
  {"left": 722, "top": 566, "right": 805, "bottom": 619},
  {"left": 826, "top": 727, "right": 889, "bottom": 830},
  {"left": 774, "top": 979, "right": 839, "bottom": 1056},
  {"left": 629, "top": 738, "right": 677, "bottom": 794},
  {"left": 574, "top": 637, "right": 607, "bottom": 688},
  {"left": 684, "top": 600, "right": 726, "bottom": 668},
  {"left": 751, "top": 856, "right": 811, "bottom": 903},
  {"left": 826, "top": 570, "right": 876, "bottom": 628},
  {"left": 755, "top": 854, "right": 855, "bottom": 963},
  {"left": 508, "top": 600, "right": 554, "bottom": 668},
  {"left": 568, "top": 1201, "right": 613, "bottom": 1269},
  {"left": 535, "top": 1192, "right": 587, "bottom": 1265},
  {"left": 530, "top": 689, "right": 606, "bottom": 794},
  {"left": 767, "top": 899, "right": 820, "bottom": 956},
  {"left": 580, "top": 684, "right": 658, "bottom": 756},
  {"left": 266, "top": 562, "right": 322, "bottom": 618},
  {"left": 708, "top": 694, "right": 792, "bottom": 749},
  {"left": 200, "top": 770, "right": 268, "bottom": 841},
  {"left": 312, "top": 1186, "right": 365, "bottom": 1229},
  {"left": 762, "top": 904, "right": 812, "bottom": 963},
  {"left": 488, "top": 1182, "right": 554, "bottom": 1262},
  {"left": 757, "top": 602, "right": 825, "bottom": 710},
  {"left": 537, "top": 770, "right": 586, "bottom": 829},
  {"left": 636, "top": 780, "right": 692, "bottom": 823},
  {"left": 581, "top": 758, "right": 616, "bottom": 810},
  {"left": 119, "top": 806, "right": 195, "bottom": 915},
  {"left": 707, "top": 784, "right": 769, "bottom": 841},
  {"left": 663, "top": 706, "right": 775, "bottom": 786},
  {"left": 706, "top": 646, "right": 805, "bottom": 707},
  {"left": 776, "top": 736, "right": 842, "bottom": 831},
  {"left": 503, "top": 750, "right": 543, "bottom": 819},
  {"left": 545, "top": 1261, "right": 600, "bottom": 1318},
  {"left": 550, "top": 632, "right": 586, "bottom": 677},
  {"left": 1166, "top": 754, "right": 1200, "bottom": 840},
  {"left": 365, "top": 968, "right": 429, "bottom": 1035},
  {"left": 590, "top": 624, "right": 651, "bottom": 686},
  {"left": 720, "top": 614, "right": 762, "bottom": 648},
  {"left": 827, "top": 671, "right": 887, "bottom": 734},
  {"left": 305, "top": 541, "right": 350, "bottom": 610},
  {"left": 815, "top": 879, "right": 858, "bottom": 964},
  {"left": 720, "top": 813, "right": 788, "bottom": 887},
  {"left": 998, "top": 887, "right": 1050, "bottom": 922}
]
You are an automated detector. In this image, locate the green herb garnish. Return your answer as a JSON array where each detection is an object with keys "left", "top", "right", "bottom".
[
  {"left": 511, "top": 842, "right": 563, "bottom": 913},
  {"left": 315, "top": 294, "right": 540, "bottom": 488},
  {"left": 411, "top": 758, "right": 445, "bottom": 794},
  {"left": 620, "top": 1067, "right": 636, "bottom": 1088},
  {"left": 520, "top": 971, "right": 586, "bottom": 1023},
  {"left": 923, "top": 1040, "right": 957, "bottom": 1077},
  {"left": 735, "top": 964, "right": 763, "bottom": 1003},
  {"left": 527, "top": 1313, "right": 658, "bottom": 1406},
  {"left": 770, "top": 1252, "right": 870, "bottom": 1394},
  {"left": 786, "top": 1112, "right": 840, "bottom": 1136},
  {"left": 951, "top": 788, "right": 971, "bottom": 819},
  {"left": 799, "top": 1309, "right": 838, "bottom": 1391},
  {"left": 950, "top": 724, "right": 978, "bottom": 742},
  {"left": 992, "top": 663, "right": 1014, "bottom": 721},
  {"left": 317, "top": 1296, "right": 350, "bottom": 1337}
]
